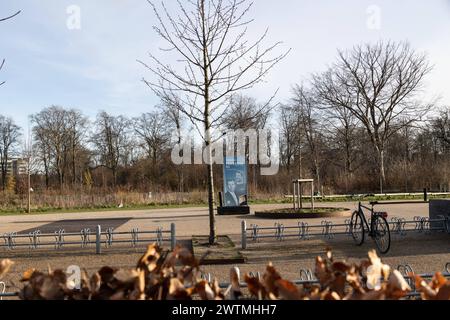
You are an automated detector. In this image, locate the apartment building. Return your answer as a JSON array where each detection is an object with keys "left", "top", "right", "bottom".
[{"left": 6, "top": 158, "right": 28, "bottom": 177}]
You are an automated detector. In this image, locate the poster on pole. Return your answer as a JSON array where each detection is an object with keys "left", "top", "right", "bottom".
[{"left": 223, "top": 156, "right": 248, "bottom": 207}]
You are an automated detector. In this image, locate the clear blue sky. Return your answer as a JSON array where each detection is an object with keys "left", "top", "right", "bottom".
[{"left": 1, "top": 0, "right": 449, "bottom": 131}]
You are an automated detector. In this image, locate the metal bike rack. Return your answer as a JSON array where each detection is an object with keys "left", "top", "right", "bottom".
[
  {"left": 241, "top": 216, "right": 449, "bottom": 249},
  {"left": 0, "top": 223, "right": 176, "bottom": 254}
]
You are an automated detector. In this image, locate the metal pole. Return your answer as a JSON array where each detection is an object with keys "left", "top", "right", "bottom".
[
  {"left": 96, "top": 225, "right": 101, "bottom": 254},
  {"left": 241, "top": 220, "right": 247, "bottom": 249},
  {"left": 446, "top": 217, "right": 450, "bottom": 234},
  {"left": 26, "top": 118, "right": 32, "bottom": 214},
  {"left": 27, "top": 157, "right": 31, "bottom": 214},
  {"left": 218, "top": 192, "right": 223, "bottom": 207},
  {"left": 311, "top": 181, "right": 315, "bottom": 210},
  {"left": 170, "top": 223, "right": 176, "bottom": 251}
]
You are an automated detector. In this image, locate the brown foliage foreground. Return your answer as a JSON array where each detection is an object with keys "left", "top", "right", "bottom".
[{"left": 1, "top": 244, "right": 449, "bottom": 300}]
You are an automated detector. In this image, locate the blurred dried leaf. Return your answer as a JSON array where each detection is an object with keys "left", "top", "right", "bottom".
[
  {"left": 275, "top": 279, "right": 303, "bottom": 300},
  {"left": 5, "top": 244, "right": 448, "bottom": 301},
  {"left": 245, "top": 274, "right": 266, "bottom": 299},
  {"left": 0, "top": 259, "right": 14, "bottom": 279},
  {"left": 21, "top": 268, "right": 36, "bottom": 282}
]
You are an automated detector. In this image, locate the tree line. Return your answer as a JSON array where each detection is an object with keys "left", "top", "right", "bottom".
[{"left": 1, "top": 93, "right": 449, "bottom": 197}]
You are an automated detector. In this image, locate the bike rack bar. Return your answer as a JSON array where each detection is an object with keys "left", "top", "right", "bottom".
[{"left": 242, "top": 216, "right": 448, "bottom": 245}]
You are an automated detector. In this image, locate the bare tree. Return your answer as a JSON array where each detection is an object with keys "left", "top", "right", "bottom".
[
  {"left": 314, "top": 41, "right": 432, "bottom": 193},
  {"left": 160, "top": 97, "right": 185, "bottom": 193},
  {"left": 431, "top": 107, "right": 450, "bottom": 148},
  {"left": 222, "top": 94, "right": 271, "bottom": 131},
  {"left": 134, "top": 111, "right": 172, "bottom": 167},
  {"left": 31, "top": 107, "right": 89, "bottom": 189},
  {"left": 291, "top": 85, "right": 325, "bottom": 193},
  {"left": 66, "top": 110, "right": 89, "bottom": 185},
  {"left": 140, "top": 0, "right": 289, "bottom": 244},
  {"left": 92, "top": 112, "right": 131, "bottom": 187},
  {"left": 0, "top": 10, "right": 21, "bottom": 87},
  {"left": 311, "top": 74, "right": 361, "bottom": 192},
  {"left": 31, "top": 107, "right": 69, "bottom": 188},
  {"left": 33, "top": 123, "right": 52, "bottom": 189},
  {"left": 0, "top": 116, "right": 22, "bottom": 189},
  {"left": 279, "top": 104, "right": 297, "bottom": 173}
]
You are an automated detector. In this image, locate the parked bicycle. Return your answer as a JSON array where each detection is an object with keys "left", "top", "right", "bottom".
[{"left": 350, "top": 201, "right": 391, "bottom": 254}]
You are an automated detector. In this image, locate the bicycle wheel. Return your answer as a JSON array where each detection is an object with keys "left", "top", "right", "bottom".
[
  {"left": 350, "top": 210, "right": 365, "bottom": 246},
  {"left": 373, "top": 215, "right": 391, "bottom": 254}
]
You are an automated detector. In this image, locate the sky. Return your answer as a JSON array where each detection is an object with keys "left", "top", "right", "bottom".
[{"left": 0, "top": 0, "right": 450, "bottom": 132}]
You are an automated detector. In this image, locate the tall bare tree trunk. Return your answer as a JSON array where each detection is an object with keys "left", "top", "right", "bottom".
[
  {"left": 175, "top": 127, "right": 184, "bottom": 196},
  {"left": 44, "top": 158, "right": 49, "bottom": 189},
  {"left": 205, "top": 119, "right": 216, "bottom": 244},
  {"left": 72, "top": 148, "right": 76, "bottom": 185},
  {"left": 201, "top": 0, "right": 216, "bottom": 245},
  {"left": 379, "top": 148, "right": 386, "bottom": 194},
  {"left": 112, "top": 167, "right": 117, "bottom": 188},
  {"left": 314, "top": 159, "right": 320, "bottom": 195},
  {"left": 206, "top": 162, "right": 216, "bottom": 243},
  {"left": 1, "top": 153, "right": 7, "bottom": 190}
]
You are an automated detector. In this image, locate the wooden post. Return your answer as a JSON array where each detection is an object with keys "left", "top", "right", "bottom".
[
  {"left": 299, "top": 182, "right": 303, "bottom": 210},
  {"left": 241, "top": 220, "right": 247, "bottom": 249},
  {"left": 293, "top": 181, "right": 297, "bottom": 210},
  {"left": 311, "top": 181, "right": 315, "bottom": 210}
]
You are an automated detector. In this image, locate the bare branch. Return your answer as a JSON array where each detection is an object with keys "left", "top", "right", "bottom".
[{"left": 0, "top": 10, "right": 21, "bottom": 22}]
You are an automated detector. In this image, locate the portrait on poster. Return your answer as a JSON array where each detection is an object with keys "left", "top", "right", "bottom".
[{"left": 223, "top": 156, "right": 248, "bottom": 207}]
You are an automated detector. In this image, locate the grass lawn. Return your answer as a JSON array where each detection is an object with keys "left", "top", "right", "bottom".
[
  {"left": 0, "top": 202, "right": 209, "bottom": 216},
  {"left": 192, "top": 235, "right": 245, "bottom": 264}
]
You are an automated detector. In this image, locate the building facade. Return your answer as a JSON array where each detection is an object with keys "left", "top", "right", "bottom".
[{"left": 6, "top": 158, "right": 28, "bottom": 177}]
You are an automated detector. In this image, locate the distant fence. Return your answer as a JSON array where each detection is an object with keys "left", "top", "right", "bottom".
[
  {"left": 284, "top": 191, "right": 450, "bottom": 201},
  {"left": 1, "top": 223, "right": 176, "bottom": 254},
  {"left": 240, "top": 216, "right": 450, "bottom": 249}
]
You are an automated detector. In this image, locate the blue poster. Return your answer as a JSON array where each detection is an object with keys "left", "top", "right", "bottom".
[{"left": 223, "top": 156, "right": 248, "bottom": 207}]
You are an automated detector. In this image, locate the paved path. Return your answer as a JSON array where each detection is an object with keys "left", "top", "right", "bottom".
[{"left": 0, "top": 201, "right": 430, "bottom": 236}]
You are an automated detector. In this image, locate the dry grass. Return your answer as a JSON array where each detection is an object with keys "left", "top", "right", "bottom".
[{"left": 0, "top": 190, "right": 210, "bottom": 213}]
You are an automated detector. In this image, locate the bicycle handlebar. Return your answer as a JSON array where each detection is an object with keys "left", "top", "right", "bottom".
[{"left": 359, "top": 202, "right": 372, "bottom": 211}]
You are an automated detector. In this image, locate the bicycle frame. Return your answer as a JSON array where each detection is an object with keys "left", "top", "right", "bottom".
[
  {"left": 357, "top": 202, "right": 387, "bottom": 238},
  {"left": 352, "top": 201, "right": 391, "bottom": 254},
  {"left": 357, "top": 203, "right": 371, "bottom": 235}
]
